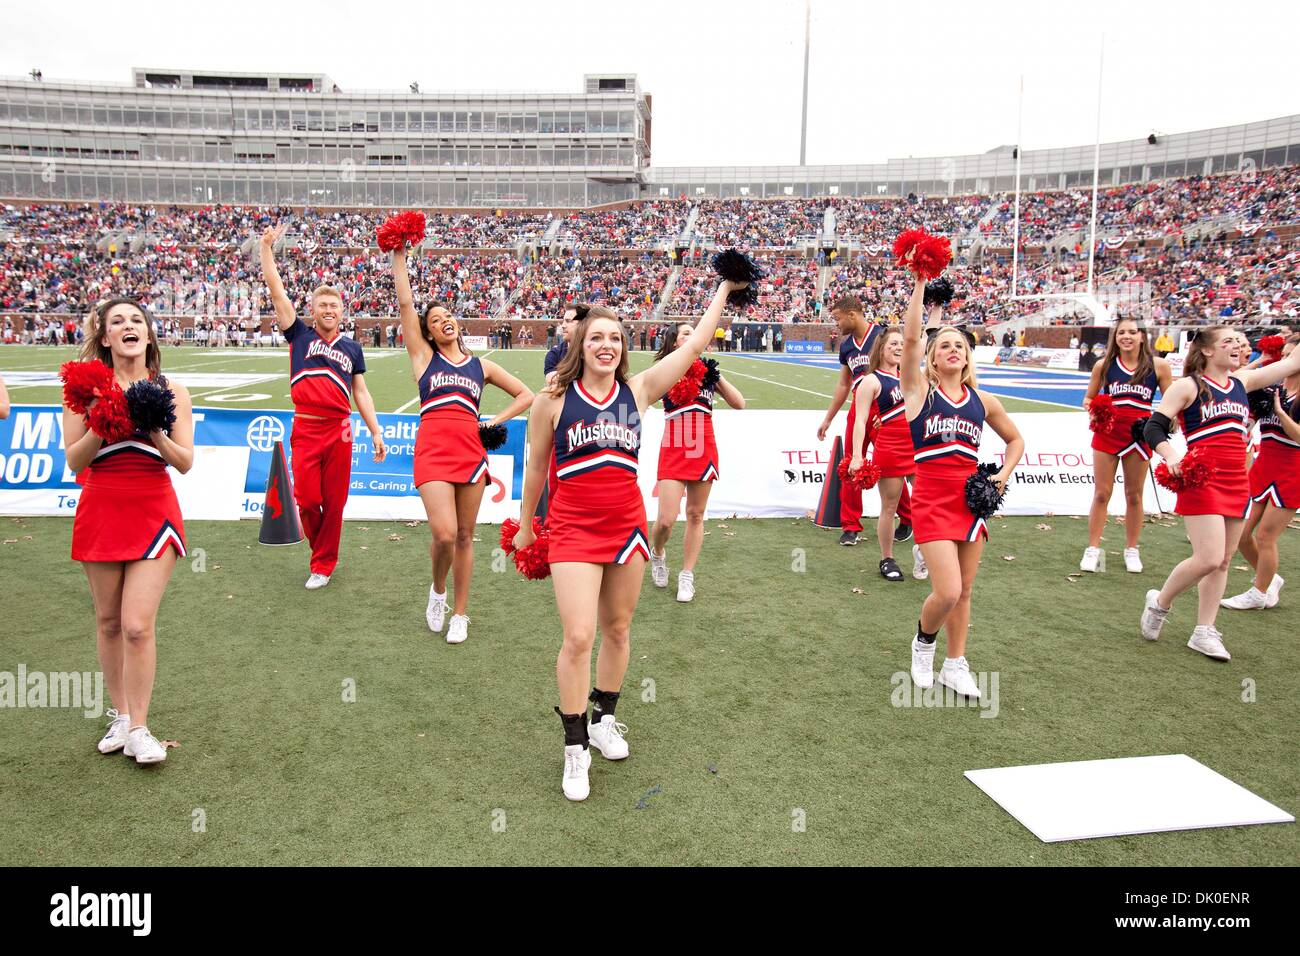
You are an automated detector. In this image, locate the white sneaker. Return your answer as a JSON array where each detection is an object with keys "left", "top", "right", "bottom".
[
  {"left": 1080, "top": 546, "right": 1102, "bottom": 572},
  {"left": 123, "top": 726, "right": 167, "bottom": 764},
  {"left": 446, "top": 614, "right": 469, "bottom": 644},
  {"left": 562, "top": 744, "right": 591, "bottom": 801},
  {"left": 1123, "top": 547, "right": 1143, "bottom": 573},
  {"left": 97, "top": 709, "right": 130, "bottom": 754},
  {"left": 305, "top": 573, "right": 330, "bottom": 590},
  {"left": 588, "top": 714, "right": 630, "bottom": 760},
  {"left": 1140, "top": 589, "right": 1169, "bottom": 641},
  {"left": 910, "top": 636, "right": 936, "bottom": 689},
  {"left": 426, "top": 586, "right": 447, "bottom": 632},
  {"left": 1188, "top": 625, "right": 1231, "bottom": 661},
  {"left": 1221, "top": 587, "right": 1268, "bottom": 611},
  {"left": 676, "top": 570, "right": 695, "bottom": 603},
  {"left": 912, "top": 543, "right": 929, "bottom": 580},
  {"left": 650, "top": 549, "right": 669, "bottom": 588},
  {"left": 938, "top": 656, "right": 981, "bottom": 699},
  {"left": 1266, "top": 574, "right": 1284, "bottom": 607}
]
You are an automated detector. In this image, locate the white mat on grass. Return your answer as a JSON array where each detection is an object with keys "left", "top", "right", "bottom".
[{"left": 965, "top": 754, "right": 1294, "bottom": 843}]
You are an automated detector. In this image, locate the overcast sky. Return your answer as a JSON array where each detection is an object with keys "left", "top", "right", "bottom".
[{"left": 2, "top": 0, "right": 1296, "bottom": 168}]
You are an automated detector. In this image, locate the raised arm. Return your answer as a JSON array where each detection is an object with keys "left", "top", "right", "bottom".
[
  {"left": 258, "top": 223, "right": 296, "bottom": 333},
  {"left": 389, "top": 245, "right": 433, "bottom": 374},
  {"left": 980, "top": 391, "right": 1025, "bottom": 492},
  {"left": 630, "top": 282, "right": 738, "bottom": 409},
  {"left": 900, "top": 277, "right": 928, "bottom": 417},
  {"left": 1237, "top": 345, "right": 1300, "bottom": 393},
  {"left": 716, "top": 375, "right": 745, "bottom": 410},
  {"left": 150, "top": 381, "right": 194, "bottom": 474},
  {"left": 482, "top": 359, "right": 535, "bottom": 427}
]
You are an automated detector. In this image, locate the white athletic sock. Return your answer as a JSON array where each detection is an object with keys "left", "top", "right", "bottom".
[{"left": 431, "top": 588, "right": 446, "bottom": 600}]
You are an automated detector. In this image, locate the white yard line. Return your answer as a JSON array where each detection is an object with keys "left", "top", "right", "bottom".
[{"left": 715, "top": 362, "right": 835, "bottom": 399}]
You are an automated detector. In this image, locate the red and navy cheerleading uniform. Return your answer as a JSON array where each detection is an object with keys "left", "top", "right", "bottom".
[
  {"left": 657, "top": 376, "right": 719, "bottom": 483},
  {"left": 1176, "top": 375, "right": 1251, "bottom": 518},
  {"left": 284, "top": 318, "right": 366, "bottom": 576},
  {"left": 868, "top": 369, "right": 915, "bottom": 478},
  {"left": 908, "top": 385, "right": 988, "bottom": 544},
  {"left": 839, "top": 325, "right": 882, "bottom": 532},
  {"left": 72, "top": 420, "right": 186, "bottom": 563},
  {"left": 1092, "top": 357, "right": 1159, "bottom": 459},
  {"left": 414, "top": 350, "right": 489, "bottom": 486},
  {"left": 547, "top": 380, "right": 649, "bottom": 565},
  {"left": 1249, "top": 387, "right": 1300, "bottom": 510}
]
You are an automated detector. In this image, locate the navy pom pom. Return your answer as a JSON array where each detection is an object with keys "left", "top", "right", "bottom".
[
  {"left": 1247, "top": 387, "right": 1277, "bottom": 422},
  {"left": 1130, "top": 416, "right": 1150, "bottom": 448},
  {"left": 963, "top": 462, "right": 1006, "bottom": 521},
  {"left": 125, "top": 379, "right": 177, "bottom": 435},
  {"left": 701, "top": 357, "right": 721, "bottom": 391},
  {"left": 923, "top": 277, "right": 955, "bottom": 308},
  {"left": 479, "top": 423, "right": 508, "bottom": 450},
  {"left": 710, "top": 249, "right": 764, "bottom": 307}
]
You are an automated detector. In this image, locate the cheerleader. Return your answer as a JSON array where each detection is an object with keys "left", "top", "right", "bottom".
[
  {"left": 1080, "top": 318, "right": 1173, "bottom": 573},
  {"left": 514, "top": 282, "right": 741, "bottom": 801},
  {"left": 649, "top": 322, "right": 746, "bottom": 602},
  {"left": 848, "top": 327, "right": 923, "bottom": 581},
  {"left": 1139, "top": 326, "right": 1300, "bottom": 659},
  {"left": 1223, "top": 333, "right": 1300, "bottom": 610},
  {"left": 900, "top": 278, "right": 1024, "bottom": 696},
  {"left": 62, "top": 298, "right": 194, "bottom": 765},
  {"left": 391, "top": 245, "right": 534, "bottom": 643}
]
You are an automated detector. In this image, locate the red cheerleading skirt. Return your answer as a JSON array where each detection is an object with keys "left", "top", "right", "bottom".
[
  {"left": 72, "top": 471, "right": 186, "bottom": 562},
  {"left": 870, "top": 415, "right": 915, "bottom": 478},
  {"left": 547, "top": 472, "right": 649, "bottom": 565},
  {"left": 657, "top": 411, "right": 719, "bottom": 482},
  {"left": 414, "top": 409, "right": 489, "bottom": 487},
  {"left": 1090, "top": 409, "right": 1151, "bottom": 459},
  {"left": 1249, "top": 445, "right": 1300, "bottom": 510},
  {"left": 912, "top": 460, "right": 988, "bottom": 545},
  {"left": 1175, "top": 441, "right": 1250, "bottom": 518}
]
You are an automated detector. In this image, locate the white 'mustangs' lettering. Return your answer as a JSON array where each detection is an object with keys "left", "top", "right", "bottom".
[
  {"left": 922, "top": 414, "right": 981, "bottom": 444},
  {"left": 306, "top": 338, "right": 353, "bottom": 374},
  {"left": 425, "top": 371, "right": 482, "bottom": 399},
  {"left": 566, "top": 418, "right": 640, "bottom": 453}
]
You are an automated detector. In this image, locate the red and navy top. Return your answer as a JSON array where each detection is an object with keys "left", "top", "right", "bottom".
[
  {"left": 88, "top": 432, "right": 168, "bottom": 479},
  {"left": 1180, "top": 376, "right": 1249, "bottom": 450},
  {"left": 874, "top": 369, "right": 907, "bottom": 426},
  {"left": 284, "top": 319, "right": 366, "bottom": 418},
  {"left": 909, "top": 384, "right": 985, "bottom": 476},
  {"left": 418, "top": 351, "right": 484, "bottom": 418},
  {"left": 663, "top": 379, "right": 715, "bottom": 421},
  {"left": 555, "top": 380, "right": 641, "bottom": 482},
  {"left": 1102, "top": 357, "right": 1158, "bottom": 414},
  {"left": 839, "top": 325, "right": 882, "bottom": 385},
  {"left": 1259, "top": 388, "right": 1300, "bottom": 457}
]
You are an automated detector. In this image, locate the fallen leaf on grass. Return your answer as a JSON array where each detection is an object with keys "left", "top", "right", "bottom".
[
  {"left": 1035, "top": 523, "right": 1052, "bottom": 531},
  {"left": 417, "top": 733, "right": 425, "bottom": 739},
  {"left": 161, "top": 740, "right": 180, "bottom": 750},
  {"left": 358, "top": 527, "right": 369, "bottom": 532},
  {"left": 212, "top": 564, "right": 222, "bottom": 570},
  {"left": 717, "top": 523, "right": 729, "bottom": 529},
  {"left": 359, "top": 546, "right": 369, "bottom": 551},
  {"left": 851, "top": 587, "right": 865, "bottom": 594},
  {"left": 1234, "top": 565, "right": 1250, "bottom": 571},
  {"left": 1066, "top": 574, "right": 1083, "bottom": 583},
  {"left": 3, "top": 539, "right": 16, "bottom": 545},
  {"left": 1069, "top": 516, "right": 1082, "bottom": 520},
  {"left": 226, "top": 595, "right": 234, "bottom": 600},
  {"left": 723, "top": 532, "right": 737, "bottom": 537},
  {"left": 404, "top": 521, "right": 421, "bottom": 527},
  {"left": 1002, "top": 555, "right": 1016, "bottom": 561},
  {"left": 387, "top": 534, "right": 404, "bottom": 541},
  {"left": 701, "top": 531, "right": 711, "bottom": 536}
]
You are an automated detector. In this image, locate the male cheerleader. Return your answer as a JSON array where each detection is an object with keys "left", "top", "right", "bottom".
[
  {"left": 544, "top": 303, "right": 588, "bottom": 385},
  {"left": 260, "top": 223, "right": 387, "bottom": 589},
  {"left": 816, "top": 297, "right": 913, "bottom": 546}
]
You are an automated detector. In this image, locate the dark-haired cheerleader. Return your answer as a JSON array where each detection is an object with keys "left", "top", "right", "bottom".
[
  {"left": 1081, "top": 318, "right": 1173, "bottom": 573},
  {"left": 514, "top": 280, "right": 743, "bottom": 801},
  {"left": 1223, "top": 334, "right": 1300, "bottom": 610},
  {"left": 900, "top": 278, "right": 1024, "bottom": 697},
  {"left": 392, "top": 244, "right": 534, "bottom": 644},
  {"left": 62, "top": 298, "right": 194, "bottom": 765},
  {"left": 649, "top": 322, "right": 746, "bottom": 602},
  {"left": 1139, "top": 327, "right": 1300, "bottom": 659}
]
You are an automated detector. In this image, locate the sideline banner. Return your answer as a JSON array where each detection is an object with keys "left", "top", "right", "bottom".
[{"left": 2, "top": 405, "right": 1180, "bottom": 522}]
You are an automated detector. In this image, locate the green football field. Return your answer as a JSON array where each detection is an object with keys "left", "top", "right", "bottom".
[
  {"left": 1, "top": 514, "right": 1297, "bottom": 866},
  {"left": 0, "top": 343, "right": 1051, "bottom": 414}
]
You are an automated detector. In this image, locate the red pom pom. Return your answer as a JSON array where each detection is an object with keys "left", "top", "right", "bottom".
[
  {"left": 893, "top": 229, "right": 929, "bottom": 264},
  {"left": 893, "top": 229, "right": 952, "bottom": 280},
  {"left": 1154, "top": 446, "right": 1215, "bottom": 492},
  {"left": 837, "top": 455, "right": 882, "bottom": 492},
  {"left": 1088, "top": 393, "right": 1116, "bottom": 434},
  {"left": 667, "top": 359, "right": 707, "bottom": 407},
  {"left": 60, "top": 360, "right": 115, "bottom": 414},
  {"left": 500, "top": 518, "right": 521, "bottom": 555},
  {"left": 511, "top": 517, "right": 551, "bottom": 580},
  {"left": 86, "top": 388, "right": 134, "bottom": 443},
  {"left": 376, "top": 210, "right": 427, "bottom": 252},
  {"left": 1259, "top": 334, "right": 1285, "bottom": 363}
]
